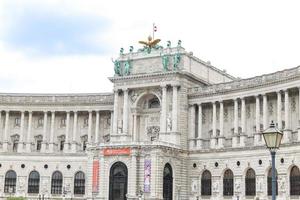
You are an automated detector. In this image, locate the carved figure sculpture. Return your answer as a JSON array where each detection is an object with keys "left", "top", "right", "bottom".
[
  {"left": 124, "top": 61, "right": 131, "bottom": 76},
  {"left": 162, "top": 55, "right": 170, "bottom": 71},
  {"left": 173, "top": 53, "right": 181, "bottom": 70},
  {"left": 129, "top": 46, "right": 134, "bottom": 53},
  {"left": 167, "top": 41, "right": 171, "bottom": 48},
  {"left": 167, "top": 113, "right": 172, "bottom": 131},
  {"left": 112, "top": 59, "right": 121, "bottom": 76}
]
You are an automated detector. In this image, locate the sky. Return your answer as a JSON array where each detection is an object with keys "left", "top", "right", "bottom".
[{"left": 0, "top": 0, "right": 300, "bottom": 93}]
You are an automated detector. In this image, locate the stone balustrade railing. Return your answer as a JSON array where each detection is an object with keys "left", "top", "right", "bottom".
[{"left": 189, "top": 66, "right": 300, "bottom": 96}]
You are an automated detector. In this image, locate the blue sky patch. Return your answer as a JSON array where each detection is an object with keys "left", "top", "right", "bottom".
[{"left": 1, "top": 5, "right": 111, "bottom": 56}]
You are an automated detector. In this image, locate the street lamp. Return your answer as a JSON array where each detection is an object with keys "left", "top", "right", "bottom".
[{"left": 262, "top": 121, "right": 283, "bottom": 200}]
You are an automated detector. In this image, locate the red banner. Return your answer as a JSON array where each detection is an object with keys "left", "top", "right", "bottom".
[
  {"left": 103, "top": 148, "right": 131, "bottom": 156},
  {"left": 92, "top": 160, "right": 99, "bottom": 193}
]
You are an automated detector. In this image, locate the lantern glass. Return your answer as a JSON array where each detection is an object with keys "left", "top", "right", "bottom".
[{"left": 262, "top": 121, "right": 283, "bottom": 149}]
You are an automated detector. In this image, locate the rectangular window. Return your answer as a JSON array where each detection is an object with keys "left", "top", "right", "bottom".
[
  {"left": 83, "top": 118, "right": 88, "bottom": 127},
  {"left": 15, "top": 118, "right": 20, "bottom": 127},
  {"left": 36, "top": 140, "right": 42, "bottom": 151},
  {"left": 60, "top": 140, "right": 65, "bottom": 151},
  {"left": 38, "top": 118, "right": 43, "bottom": 127},
  {"left": 60, "top": 118, "right": 66, "bottom": 128},
  {"left": 12, "top": 142, "right": 18, "bottom": 152}
]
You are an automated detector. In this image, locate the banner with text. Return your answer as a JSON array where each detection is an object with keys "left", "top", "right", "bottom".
[
  {"left": 144, "top": 159, "right": 151, "bottom": 193},
  {"left": 92, "top": 160, "right": 99, "bottom": 193}
]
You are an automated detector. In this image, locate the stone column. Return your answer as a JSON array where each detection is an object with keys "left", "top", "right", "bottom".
[
  {"left": 25, "top": 111, "right": 33, "bottom": 152},
  {"left": 172, "top": 85, "right": 178, "bottom": 132},
  {"left": 123, "top": 89, "right": 129, "bottom": 134},
  {"left": 197, "top": 103, "right": 203, "bottom": 149},
  {"left": 277, "top": 91, "right": 282, "bottom": 130},
  {"left": 64, "top": 111, "right": 70, "bottom": 152},
  {"left": 283, "top": 89, "right": 291, "bottom": 143},
  {"left": 254, "top": 95, "right": 261, "bottom": 145},
  {"left": 95, "top": 111, "right": 100, "bottom": 144},
  {"left": 232, "top": 98, "right": 239, "bottom": 147},
  {"left": 128, "top": 153, "right": 137, "bottom": 198},
  {"left": 189, "top": 105, "right": 196, "bottom": 148},
  {"left": 298, "top": 88, "right": 300, "bottom": 141},
  {"left": 133, "top": 114, "right": 138, "bottom": 142},
  {"left": 2, "top": 110, "right": 10, "bottom": 151},
  {"left": 71, "top": 111, "right": 78, "bottom": 152},
  {"left": 160, "top": 85, "right": 167, "bottom": 133},
  {"left": 240, "top": 97, "right": 246, "bottom": 147},
  {"left": 18, "top": 111, "right": 25, "bottom": 153},
  {"left": 110, "top": 111, "right": 113, "bottom": 135},
  {"left": 88, "top": 111, "right": 93, "bottom": 143},
  {"left": 99, "top": 155, "right": 105, "bottom": 198},
  {"left": 210, "top": 102, "right": 217, "bottom": 148},
  {"left": 150, "top": 153, "right": 158, "bottom": 198},
  {"left": 113, "top": 90, "right": 119, "bottom": 134},
  {"left": 49, "top": 111, "right": 55, "bottom": 152},
  {"left": 41, "top": 111, "right": 47, "bottom": 153},
  {"left": 219, "top": 101, "right": 224, "bottom": 148},
  {"left": 263, "top": 94, "right": 268, "bottom": 129}
]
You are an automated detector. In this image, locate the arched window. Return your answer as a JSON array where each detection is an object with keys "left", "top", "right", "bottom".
[
  {"left": 201, "top": 170, "right": 211, "bottom": 196},
  {"left": 149, "top": 97, "right": 160, "bottom": 109},
  {"left": 223, "top": 169, "right": 234, "bottom": 196},
  {"left": 74, "top": 171, "right": 85, "bottom": 195},
  {"left": 51, "top": 171, "right": 63, "bottom": 194},
  {"left": 245, "top": 168, "right": 256, "bottom": 196},
  {"left": 28, "top": 171, "right": 40, "bottom": 193},
  {"left": 267, "top": 168, "right": 278, "bottom": 196},
  {"left": 290, "top": 166, "right": 300, "bottom": 195},
  {"left": 163, "top": 163, "right": 173, "bottom": 200},
  {"left": 4, "top": 170, "right": 17, "bottom": 193},
  {"left": 109, "top": 162, "right": 128, "bottom": 200}
]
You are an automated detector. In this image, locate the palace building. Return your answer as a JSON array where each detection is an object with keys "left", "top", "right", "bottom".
[{"left": 0, "top": 39, "right": 300, "bottom": 200}]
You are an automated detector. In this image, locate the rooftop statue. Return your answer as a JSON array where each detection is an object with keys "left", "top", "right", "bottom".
[
  {"left": 138, "top": 35, "right": 162, "bottom": 53},
  {"left": 139, "top": 35, "right": 161, "bottom": 49}
]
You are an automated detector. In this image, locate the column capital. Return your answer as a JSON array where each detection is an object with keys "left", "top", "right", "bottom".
[
  {"left": 66, "top": 111, "right": 71, "bottom": 114},
  {"left": 284, "top": 89, "right": 289, "bottom": 93},
  {"left": 197, "top": 102, "right": 202, "bottom": 106},
  {"left": 160, "top": 84, "right": 167, "bottom": 88},
  {"left": 276, "top": 90, "right": 282, "bottom": 94},
  {"left": 42, "top": 110, "right": 48, "bottom": 114},
  {"left": 88, "top": 110, "right": 93, "bottom": 114},
  {"left": 122, "top": 87, "right": 129, "bottom": 92},
  {"left": 50, "top": 110, "right": 56, "bottom": 114},
  {"left": 171, "top": 83, "right": 180, "bottom": 88},
  {"left": 28, "top": 111, "right": 33, "bottom": 114}
]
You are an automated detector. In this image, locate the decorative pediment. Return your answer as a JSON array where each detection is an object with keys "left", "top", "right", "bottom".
[
  {"left": 34, "top": 134, "right": 43, "bottom": 141},
  {"left": 10, "top": 134, "right": 20, "bottom": 141}
]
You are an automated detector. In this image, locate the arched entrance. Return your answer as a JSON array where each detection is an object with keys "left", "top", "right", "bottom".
[
  {"left": 163, "top": 163, "right": 173, "bottom": 200},
  {"left": 109, "top": 162, "right": 128, "bottom": 200}
]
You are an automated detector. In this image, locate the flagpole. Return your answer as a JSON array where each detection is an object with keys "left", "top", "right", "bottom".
[{"left": 152, "top": 23, "right": 155, "bottom": 39}]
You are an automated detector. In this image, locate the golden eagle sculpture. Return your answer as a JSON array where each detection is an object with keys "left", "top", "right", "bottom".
[{"left": 139, "top": 35, "right": 161, "bottom": 48}]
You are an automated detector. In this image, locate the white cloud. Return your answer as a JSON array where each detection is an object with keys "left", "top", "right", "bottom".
[{"left": 0, "top": 0, "right": 300, "bottom": 93}]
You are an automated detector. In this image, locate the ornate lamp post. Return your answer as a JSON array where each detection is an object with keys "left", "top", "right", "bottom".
[{"left": 262, "top": 121, "right": 283, "bottom": 200}]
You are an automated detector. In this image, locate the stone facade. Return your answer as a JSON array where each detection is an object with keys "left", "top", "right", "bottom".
[{"left": 0, "top": 44, "right": 299, "bottom": 200}]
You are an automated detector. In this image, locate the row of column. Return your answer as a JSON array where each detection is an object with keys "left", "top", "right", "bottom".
[
  {"left": 112, "top": 85, "right": 179, "bottom": 137},
  {"left": 190, "top": 89, "right": 297, "bottom": 149},
  {"left": 160, "top": 84, "right": 179, "bottom": 133},
  {"left": 1, "top": 110, "right": 111, "bottom": 153}
]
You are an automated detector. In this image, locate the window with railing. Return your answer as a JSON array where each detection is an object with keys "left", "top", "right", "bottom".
[
  {"left": 28, "top": 171, "right": 40, "bottom": 193},
  {"left": 223, "top": 169, "right": 234, "bottom": 196},
  {"left": 290, "top": 166, "right": 300, "bottom": 195},
  {"left": 4, "top": 170, "right": 17, "bottom": 193},
  {"left": 245, "top": 168, "right": 256, "bottom": 196},
  {"left": 51, "top": 171, "right": 63, "bottom": 194},
  {"left": 74, "top": 171, "right": 85, "bottom": 195},
  {"left": 201, "top": 170, "right": 211, "bottom": 196}
]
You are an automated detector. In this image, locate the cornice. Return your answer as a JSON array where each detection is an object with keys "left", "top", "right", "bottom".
[{"left": 189, "top": 66, "right": 300, "bottom": 98}]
